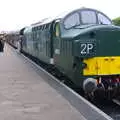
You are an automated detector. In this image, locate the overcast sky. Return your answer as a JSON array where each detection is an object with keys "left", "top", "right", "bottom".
[{"left": 0, "top": 0, "right": 120, "bottom": 32}]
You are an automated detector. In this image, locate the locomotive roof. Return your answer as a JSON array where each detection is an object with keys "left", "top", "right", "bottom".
[
  {"left": 32, "top": 7, "right": 112, "bottom": 27},
  {"left": 32, "top": 17, "right": 55, "bottom": 27},
  {"left": 58, "top": 8, "right": 110, "bottom": 17}
]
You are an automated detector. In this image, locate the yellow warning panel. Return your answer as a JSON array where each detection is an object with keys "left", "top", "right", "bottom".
[
  {"left": 83, "top": 58, "right": 98, "bottom": 75},
  {"left": 97, "top": 57, "right": 110, "bottom": 75},
  {"left": 109, "top": 57, "right": 120, "bottom": 75},
  {"left": 83, "top": 56, "right": 120, "bottom": 76}
]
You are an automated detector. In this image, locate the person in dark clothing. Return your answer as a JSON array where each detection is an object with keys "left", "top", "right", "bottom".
[
  {"left": 0, "top": 38, "right": 4, "bottom": 52},
  {"left": 17, "top": 35, "right": 23, "bottom": 53}
]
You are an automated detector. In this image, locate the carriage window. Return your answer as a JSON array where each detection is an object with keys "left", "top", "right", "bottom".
[
  {"left": 64, "top": 13, "right": 80, "bottom": 29},
  {"left": 98, "top": 13, "right": 112, "bottom": 25},
  {"left": 81, "top": 11, "right": 96, "bottom": 24}
]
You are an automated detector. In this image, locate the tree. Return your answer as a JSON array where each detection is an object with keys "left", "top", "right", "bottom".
[{"left": 112, "top": 17, "right": 120, "bottom": 26}]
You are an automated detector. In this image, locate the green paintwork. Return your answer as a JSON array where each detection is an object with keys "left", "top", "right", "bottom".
[{"left": 23, "top": 23, "right": 53, "bottom": 64}]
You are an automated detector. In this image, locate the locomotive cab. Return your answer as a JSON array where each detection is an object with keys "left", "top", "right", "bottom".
[{"left": 53, "top": 8, "right": 120, "bottom": 99}]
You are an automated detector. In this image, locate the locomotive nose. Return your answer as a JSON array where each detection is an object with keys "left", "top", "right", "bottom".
[
  {"left": 96, "top": 29, "right": 120, "bottom": 56},
  {"left": 82, "top": 28, "right": 120, "bottom": 76}
]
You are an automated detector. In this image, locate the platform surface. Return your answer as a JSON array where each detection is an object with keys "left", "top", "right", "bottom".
[{"left": 0, "top": 43, "right": 87, "bottom": 120}]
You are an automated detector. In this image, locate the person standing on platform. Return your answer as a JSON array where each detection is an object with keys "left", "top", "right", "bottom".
[
  {"left": 0, "top": 37, "right": 4, "bottom": 52},
  {"left": 17, "top": 35, "right": 22, "bottom": 53}
]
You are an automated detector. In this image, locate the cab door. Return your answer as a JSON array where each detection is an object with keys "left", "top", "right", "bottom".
[
  {"left": 52, "top": 20, "right": 61, "bottom": 65},
  {"left": 53, "top": 21, "right": 61, "bottom": 54}
]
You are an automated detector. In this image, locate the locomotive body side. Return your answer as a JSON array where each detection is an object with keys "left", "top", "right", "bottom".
[{"left": 23, "top": 21, "right": 54, "bottom": 64}]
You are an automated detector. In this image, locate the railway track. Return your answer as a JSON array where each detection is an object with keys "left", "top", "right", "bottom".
[
  {"left": 90, "top": 96, "right": 120, "bottom": 120},
  {"left": 111, "top": 98, "right": 120, "bottom": 119},
  {"left": 113, "top": 99, "right": 120, "bottom": 106}
]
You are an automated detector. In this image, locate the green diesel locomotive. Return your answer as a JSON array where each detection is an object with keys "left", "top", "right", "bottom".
[{"left": 8, "top": 8, "right": 120, "bottom": 99}]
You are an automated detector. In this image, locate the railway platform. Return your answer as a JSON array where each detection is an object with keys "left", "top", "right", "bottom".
[{"left": 0, "top": 43, "right": 113, "bottom": 120}]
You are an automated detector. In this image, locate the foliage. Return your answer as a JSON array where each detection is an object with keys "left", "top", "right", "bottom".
[{"left": 112, "top": 17, "right": 120, "bottom": 26}]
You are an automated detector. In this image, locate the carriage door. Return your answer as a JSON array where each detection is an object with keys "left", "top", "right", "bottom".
[{"left": 53, "top": 20, "right": 61, "bottom": 64}]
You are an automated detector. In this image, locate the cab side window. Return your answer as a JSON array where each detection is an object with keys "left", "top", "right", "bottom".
[
  {"left": 55, "top": 23, "right": 60, "bottom": 37},
  {"left": 98, "top": 13, "right": 112, "bottom": 25},
  {"left": 64, "top": 13, "right": 80, "bottom": 29}
]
